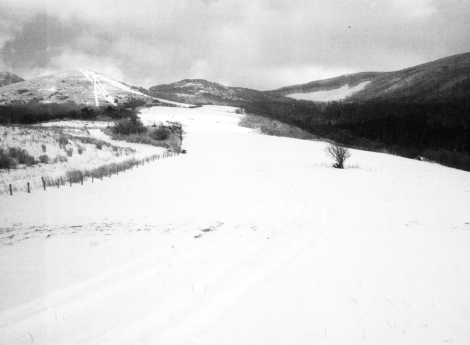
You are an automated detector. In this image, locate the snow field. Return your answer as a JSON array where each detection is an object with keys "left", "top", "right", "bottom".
[{"left": 0, "top": 105, "right": 469, "bottom": 345}]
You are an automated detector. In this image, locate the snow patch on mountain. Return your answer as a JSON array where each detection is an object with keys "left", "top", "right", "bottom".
[{"left": 287, "top": 80, "right": 371, "bottom": 102}]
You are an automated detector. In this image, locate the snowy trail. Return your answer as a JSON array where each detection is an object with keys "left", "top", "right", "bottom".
[{"left": 1, "top": 105, "right": 470, "bottom": 345}]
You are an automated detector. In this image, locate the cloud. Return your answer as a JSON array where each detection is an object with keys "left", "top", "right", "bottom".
[
  {"left": 1, "top": 14, "right": 85, "bottom": 73},
  {"left": 392, "top": 0, "right": 436, "bottom": 18},
  {"left": 0, "top": 0, "right": 469, "bottom": 88}
]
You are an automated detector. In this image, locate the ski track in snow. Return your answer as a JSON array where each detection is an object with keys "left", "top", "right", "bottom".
[
  {"left": 79, "top": 70, "right": 150, "bottom": 107},
  {"left": 0, "top": 105, "right": 470, "bottom": 345}
]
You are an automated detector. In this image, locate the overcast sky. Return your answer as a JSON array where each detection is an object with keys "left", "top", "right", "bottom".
[{"left": 0, "top": 0, "right": 469, "bottom": 89}]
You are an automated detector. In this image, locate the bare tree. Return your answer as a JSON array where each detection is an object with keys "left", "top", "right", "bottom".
[{"left": 326, "top": 143, "right": 351, "bottom": 169}]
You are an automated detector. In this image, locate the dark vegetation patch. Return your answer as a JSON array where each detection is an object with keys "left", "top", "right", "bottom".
[
  {"left": 238, "top": 98, "right": 470, "bottom": 171},
  {"left": 107, "top": 116, "right": 183, "bottom": 152},
  {"left": 239, "top": 113, "right": 317, "bottom": 140},
  {"left": 0, "top": 100, "right": 140, "bottom": 125},
  {"left": 0, "top": 147, "right": 36, "bottom": 169}
]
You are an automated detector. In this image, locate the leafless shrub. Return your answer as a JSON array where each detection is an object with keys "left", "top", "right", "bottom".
[{"left": 326, "top": 143, "right": 351, "bottom": 169}]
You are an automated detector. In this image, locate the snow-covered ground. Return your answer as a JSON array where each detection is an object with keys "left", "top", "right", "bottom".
[
  {"left": 0, "top": 105, "right": 470, "bottom": 345},
  {"left": 0, "top": 122, "right": 165, "bottom": 193},
  {"left": 287, "top": 80, "right": 371, "bottom": 102}
]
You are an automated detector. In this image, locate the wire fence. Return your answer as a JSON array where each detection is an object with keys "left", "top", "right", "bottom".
[{"left": 4, "top": 150, "right": 181, "bottom": 196}]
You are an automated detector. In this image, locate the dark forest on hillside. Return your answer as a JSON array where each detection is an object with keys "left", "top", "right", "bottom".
[{"left": 240, "top": 98, "right": 470, "bottom": 171}]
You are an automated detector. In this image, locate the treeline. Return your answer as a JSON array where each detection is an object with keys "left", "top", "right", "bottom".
[
  {"left": 240, "top": 97, "right": 470, "bottom": 171},
  {"left": 0, "top": 101, "right": 142, "bottom": 125}
]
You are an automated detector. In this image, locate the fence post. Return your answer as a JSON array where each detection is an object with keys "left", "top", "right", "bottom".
[
  {"left": 9, "top": 184, "right": 12, "bottom": 196},
  {"left": 27, "top": 182, "right": 30, "bottom": 193},
  {"left": 41, "top": 177, "right": 46, "bottom": 191},
  {"left": 80, "top": 174, "right": 84, "bottom": 185}
]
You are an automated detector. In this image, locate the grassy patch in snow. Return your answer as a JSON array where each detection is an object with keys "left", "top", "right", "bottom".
[
  {"left": 239, "top": 114, "right": 317, "bottom": 140},
  {"left": 0, "top": 125, "right": 134, "bottom": 172},
  {"left": 0, "top": 124, "right": 142, "bottom": 194}
]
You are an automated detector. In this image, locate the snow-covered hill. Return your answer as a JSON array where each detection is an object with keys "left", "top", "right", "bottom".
[
  {"left": 0, "top": 105, "right": 469, "bottom": 345},
  {"left": 149, "top": 78, "right": 287, "bottom": 106},
  {"left": 271, "top": 52, "right": 470, "bottom": 102},
  {"left": 0, "top": 70, "right": 151, "bottom": 106}
]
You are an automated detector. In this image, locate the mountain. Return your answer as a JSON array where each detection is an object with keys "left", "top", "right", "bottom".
[
  {"left": 269, "top": 72, "right": 382, "bottom": 102},
  {"left": 0, "top": 72, "right": 24, "bottom": 87},
  {"left": 0, "top": 70, "right": 153, "bottom": 107},
  {"left": 149, "top": 79, "right": 291, "bottom": 106},
  {"left": 150, "top": 52, "right": 470, "bottom": 105},
  {"left": 270, "top": 52, "right": 470, "bottom": 103}
]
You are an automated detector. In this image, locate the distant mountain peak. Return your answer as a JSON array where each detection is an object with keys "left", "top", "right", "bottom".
[{"left": 0, "top": 72, "right": 24, "bottom": 88}]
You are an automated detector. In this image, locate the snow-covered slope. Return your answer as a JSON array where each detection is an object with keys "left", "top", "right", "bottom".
[
  {"left": 0, "top": 121, "right": 166, "bottom": 194},
  {"left": 0, "top": 105, "right": 469, "bottom": 345},
  {"left": 0, "top": 70, "right": 151, "bottom": 106},
  {"left": 272, "top": 52, "right": 470, "bottom": 102},
  {"left": 287, "top": 81, "right": 371, "bottom": 102}
]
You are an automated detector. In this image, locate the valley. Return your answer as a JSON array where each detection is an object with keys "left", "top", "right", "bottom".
[
  {"left": 0, "top": 49, "right": 469, "bottom": 345},
  {"left": 1, "top": 105, "right": 470, "bottom": 345}
]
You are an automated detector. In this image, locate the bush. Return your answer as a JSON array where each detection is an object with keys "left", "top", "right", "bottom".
[
  {"left": 41, "top": 144, "right": 47, "bottom": 153},
  {"left": 0, "top": 149, "right": 17, "bottom": 169},
  {"left": 77, "top": 146, "right": 84, "bottom": 155},
  {"left": 112, "top": 116, "right": 146, "bottom": 135},
  {"left": 66, "top": 148, "right": 73, "bottom": 157},
  {"left": 8, "top": 147, "right": 36, "bottom": 166},
  {"left": 326, "top": 143, "right": 351, "bottom": 169},
  {"left": 39, "top": 154, "right": 49, "bottom": 164},
  {"left": 150, "top": 126, "right": 170, "bottom": 141}
]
